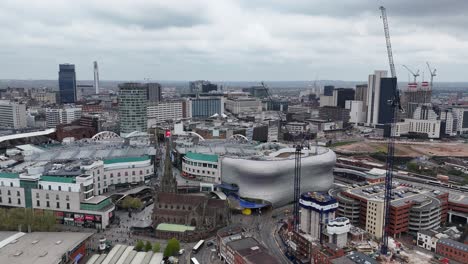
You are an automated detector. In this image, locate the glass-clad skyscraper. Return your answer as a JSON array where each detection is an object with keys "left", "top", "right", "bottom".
[
  {"left": 58, "top": 64, "right": 77, "bottom": 104},
  {"left": 118, "top": 83, "right": 148, "bottom": 136}
]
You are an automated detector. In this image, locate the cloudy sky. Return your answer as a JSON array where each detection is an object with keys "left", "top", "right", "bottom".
[{"left": 1, "top": 0, "right": 467, "bottom": 81}]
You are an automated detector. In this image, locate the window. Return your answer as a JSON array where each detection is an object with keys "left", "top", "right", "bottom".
[
  {"left": 132, "top": 171, "right": 135, "bottom": 176},
  {"left": 48, "top": 185, "right": 51, "bottom": 190},
  {"left": 46, "top": 201, "right": 50, "bottom": 207},
  {"left": 98, "top": 176, "right": 100, "bottom": 181},
  {"left": 146, "top": 170, "right": 149, "bottom": 174},
  {"left": 0, "top": 181, "right": 3, "bottom": 186},
  {"left": 56, "top": 202, "right": 60, "bottom": 208},
  {"left": 17, "top": 198, "right": 20, "bottom": 205},
  {"left": 16, "top": 191, "right": 20, "bottom": 196},
  {"left": 66, "top": 195, "right": 69, "bottom": 201},
  {"left": 140, "top": 170, "right": 143, "bottom": 175},
  {"left": 10, "top": 182, "right": 13, "bottom": 187},
  {"left": 66, "top": 203, "right": 70, "bottom": 209},
  {"left": 58, "top": 186, "right": 61, "bottom": 191},
  {"left": 46, "top": 193, "right": 49, "bottom": 199},
  {"left": 56, "top": 194, "right": 59, "bottom": 200},
  {"left": 110, "top": 173, "right": 113, "bottom": 178},
  {"left": 118, "top": 172, "right": 121, "bottom": 177},
  {"left": 7, "top": 190, "right": 11, "bottom": 195},
  {"left": 39, "top": 184, "right": 42, "bottom": 189},
  {"left": 104, "top": 175, "right": 106, "bottom": 180},
  {"left": 36, "top": 200, "right": 40, "bottom": 206},
  {"left": 125, "top": 172, "right": 128, "bottom": 176}
]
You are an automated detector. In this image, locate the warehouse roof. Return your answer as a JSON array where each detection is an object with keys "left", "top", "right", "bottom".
[{"left": 40, "top": 175, "right": 76, "bottom": 183}]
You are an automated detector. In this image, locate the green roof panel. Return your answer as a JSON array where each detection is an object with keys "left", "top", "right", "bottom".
[
  {"left": 185, "top": 152, "right": 218, "bottom": 163},
  {"left": 40, "top": 175, "right": 76, "bottom": 183},
  {"left": 104, "top": 156, "right": 150, "bottom": 164},
  {"left": 0, "top": 172, "right": 19, "bottom": 179}
]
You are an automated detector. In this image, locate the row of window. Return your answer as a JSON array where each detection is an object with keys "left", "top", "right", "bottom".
[
  {"left": 39, "top": 185, "right": 73, "bottom": 192},
  {"left": 0, "top": 197, "right": 20, "bottom": 205},
  {"left": 184, "top": 160, "right": 218, "bottom": 169},
  {"left": 35, "top": 192, "right": 70, "bottom": 201},
  {"left": 103, "top": 169, "right": 151, "bottom": 179},
  {"left": 36, "top": 200, "right": 70, "bottom": 209},
  {"left": 0, "top": 182, "right": 15, "bottom": 187},
  {"left": 184, "top": 167, "right": 216, "bottom": 176},
  {"left": 0, "top": 190, "right": 21, "bottom": 196}
]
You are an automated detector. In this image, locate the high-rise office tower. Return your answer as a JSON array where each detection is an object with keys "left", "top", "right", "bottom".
[
  {"left": 299, "top": 192, "right": 338, "bottom": 242},
  {"left": 58, "top": 64, "right": 77, "bottom": 104},
  {"left": 118, "top": 83, "right": 148, "bottom": 136},
  {"left": 94, "top": 61, "right": 99, "bottom": 94},
  {"left": 366, "top": 71, "right": 397, "bottom": 126},
  {"left": 0, "top": 100, "right": 27, "bottom": 129},
  {"left": 188, "top": 97, "right": 224, "bottom": 119},
  {"left": 323, "top": 85, "right": 335, "bottom": 96},
  {"left": 147, "top": 83, "right": 162, "bottom": 102},
  {"left": 333, "top": 88, "right": 355, "bottom": 108}
]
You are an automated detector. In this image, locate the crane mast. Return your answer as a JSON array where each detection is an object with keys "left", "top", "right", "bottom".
[{"left": 379, "top": 5, "right": 400, "bottom": 256}]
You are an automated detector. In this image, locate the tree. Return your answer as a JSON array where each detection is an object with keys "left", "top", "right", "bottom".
[
  {"left": 121, "top": 196, "right": 143, "bottom": 209},
  {"left": 135, "top": 240, "right": 145, "bottom": 252},
  {"left": 152, "top": 242, "right": 161, "bottom": 253},
  {"left": 163, "top": 238, "right": 180, "bottom": 257},
  {"left": 144, "top": 241, "right": 152, "bottom": 252}
]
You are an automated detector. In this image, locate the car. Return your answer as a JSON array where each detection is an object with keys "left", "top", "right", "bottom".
[
  {"left": 207, "top": 241, "right": 214, "bottom": 247},
  {"left": 178, "top": 249, "right": 185, "bottom": 255}
]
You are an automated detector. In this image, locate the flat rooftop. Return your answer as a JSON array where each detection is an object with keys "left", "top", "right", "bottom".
[{"left": 0, "top": 232, "right": 93, "bottom": 264}]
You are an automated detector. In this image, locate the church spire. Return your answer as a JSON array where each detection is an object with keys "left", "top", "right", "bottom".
[{"left": 159, "top": 139, "right": 177, "bottom": 193}]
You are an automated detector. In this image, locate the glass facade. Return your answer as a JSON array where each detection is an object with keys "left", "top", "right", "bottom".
[
  {"left": 20, "top": 179, "right": 38, "bottom": 208},
  {"left": 118, "top": 83, "right": 148, "bottom": 136},
  {"left": 58, "top": 64, "right": 77, "bottom": 104},
  {"left": 191, "top": 97, "right": 222, "bottom": 118}
]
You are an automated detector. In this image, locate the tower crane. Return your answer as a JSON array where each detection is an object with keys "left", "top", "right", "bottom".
[
  {"left": 402, "top": 65, "right": 420, "bottom": 83},
  {"left": 379, "top": 5, "right": 402, "bottom": 256},
  {"left": 426, "top": 62, "right": 437, "bottom": 87}
]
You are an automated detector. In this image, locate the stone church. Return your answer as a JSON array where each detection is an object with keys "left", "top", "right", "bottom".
[{"left": 152, "top": 141, "right": 230, "bottom": 241}]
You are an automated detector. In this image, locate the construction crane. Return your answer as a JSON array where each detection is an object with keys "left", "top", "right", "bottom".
[
  {"left": 402, "top": 65, "right": 420, "bottom": 83},
  {"left": 261, "top": 82, "right": 305, "bottom": 233},
  {"left": 379, "top": 5, "right": 402, "bottom": 256},
  {"left": 426, "top": 62, "right": 437, "bottom": 87}
]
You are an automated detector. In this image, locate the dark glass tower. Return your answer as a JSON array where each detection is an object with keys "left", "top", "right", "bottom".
[{"left": 59, "top": 64, "right": 77, "bottom": 104}]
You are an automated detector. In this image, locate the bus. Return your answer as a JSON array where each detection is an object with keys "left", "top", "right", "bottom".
[
  {"left": 192, "top": 240, "right": 205, "bottom": 254},
  {"left": 190, "top": 257, "right": 200, "bottom": 264}
]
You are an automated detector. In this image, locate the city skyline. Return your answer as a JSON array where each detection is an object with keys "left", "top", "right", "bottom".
[{"left": 1, "top": 0, "right": 468, "bottom": 81}]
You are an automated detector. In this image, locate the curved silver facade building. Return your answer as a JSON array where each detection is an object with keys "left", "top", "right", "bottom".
[{"left": 221, "top": 147, "right": 336, "bottom": 207}]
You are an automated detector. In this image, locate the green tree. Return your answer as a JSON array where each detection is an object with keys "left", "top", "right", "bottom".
[
  {"left": 144, "top": 241, "right": 152, "bottom": 252},
  {"left": 163, "top": 238, "right": 181, "bottom": 257},
  {"left": 135, "top": 240, "right": 144, "bottom": 251},
  {"left": 152, "top": 242, "right": 161, "bottom": 253},
  {"left": 121, "top": 196, "right": 143, "bottom": 209}
]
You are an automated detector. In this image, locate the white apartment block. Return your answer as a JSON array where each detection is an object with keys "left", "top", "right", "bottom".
[
  {"left": 0, "top": 172, "right": 115, "bottom": 230},
  {"left": 0, "top": 100, "right": 27, "bottom": 129},
  {"left": 147, "top": 101, "right": 184, "bottom": 127},
  {"left": 46, "top": 106, "right": 82, "bottom": 128},
  {"left": 225, "top": 98, "right": 262, "bottom": 114},
  {"left": 395, "top": 119, "right": 442, "bottom": 139}
]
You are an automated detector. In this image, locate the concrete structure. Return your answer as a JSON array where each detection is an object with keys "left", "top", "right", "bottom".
[
  {"left": 189, "top": 97, "right": 224, "bottom": 119},
  {"left": 401, "top": 86, "right": 432, "bottom": 119},
  {"left": 45, "top": 106, "right": 82, "bottom": 128},
  {"left": 118, "top": 83, "right": 148, "bottom": 136},
  {"left": 365, "top": 199, "right": 384, "bottom": 239},
  {"left": 182, "top": 152, "right": 220, "bottom": 183},
  {"left": 319, "top": 106, "right": 350, "bottom": 124},
  {"left": 323, "top": 85, "right": 334, "bottom": 96},
  {"left": 58, "top": 64, "right": 77, "bottom": 104},
  {"left": 93, "top": 61, "right": 99, "bottom": 94},
  {"left": 440, "top": 109, "right": 458, "bottom": 136},
  {"left": 0, "top": 100, "right": 27, "bottom": 129},
  {"left": 299, "top": 192, "right": 339, "bottom": 241},
  {"left": 147, "top": 101, "right": 185, "bottom": 127},
  {"left": 395, "top": 119, "right": 441, "bottom": 139},
  {"left": 285, "top": 122, "right": 308, "bottom": 134},
  {"left": 320, "top": 95, "right": 335, "bottom": 107},
  {"left": 30, "top": 89, "right": 57, "bottom": 104},
  {"left": 366, "top": 70, "right": 396, "bottom": 126},
  {"left": 147, "top": 83, "right": 162, "bottom": 102},
  {"left": 345, "top": 100, "right": 366, "bottom": 125},
  {"left": 326, "top": 217, "right": 350, "bottom": 248},
  {"left": 417, "top": 230, "right": 439, "bottom": 252},
  {"left": 0, "top": 231, "right": 92, "bottom": 264},
  {"left": 242, "top": 86, "right": 268, "bottom": 98},
  {"left": 225, "top": 98, "right": 262, "bottom": 114},
  {"left": 355, "top": 84, "right": 368, "bottom": 108}
]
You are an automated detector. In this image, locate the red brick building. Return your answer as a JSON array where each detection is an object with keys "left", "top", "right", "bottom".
[
  {"left": 312, "top": 243, "right": 345, "bottom": 264},
  {"left": 436, "top": 238, "right": 468, "bottom": 263}
]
